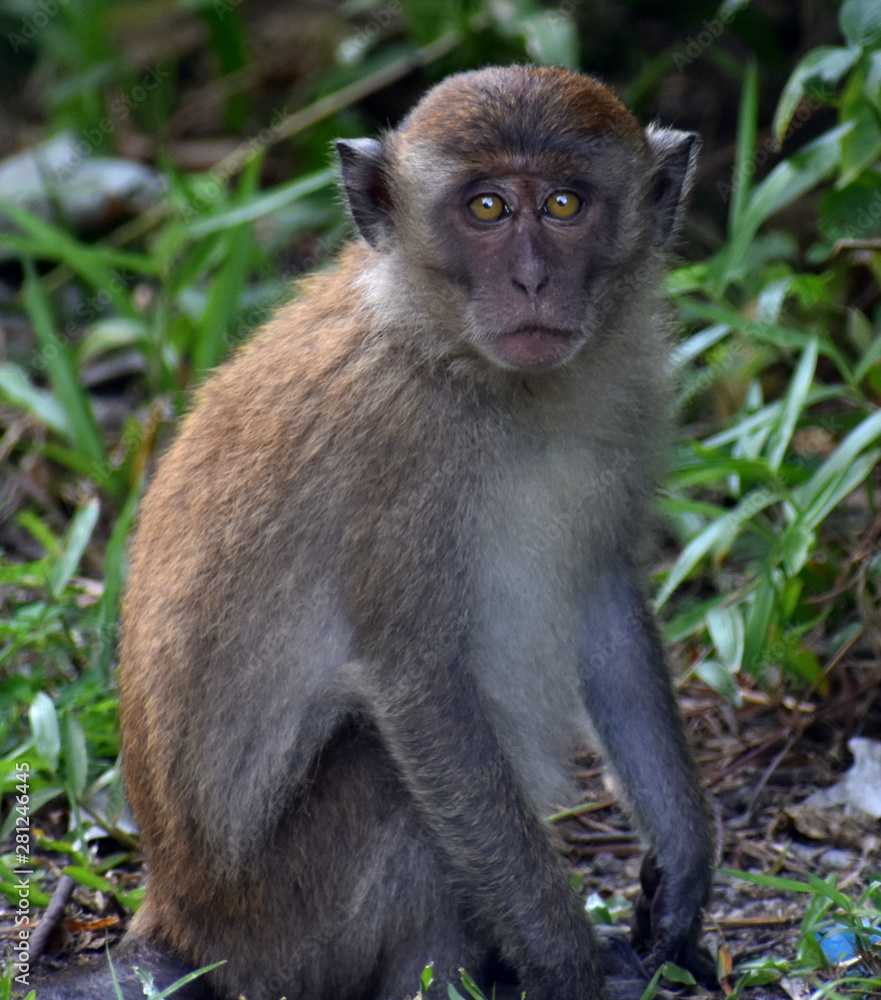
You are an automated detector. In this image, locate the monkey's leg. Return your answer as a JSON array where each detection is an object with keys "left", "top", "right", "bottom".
[
  {"left": 358, "top": 662, "right": 609, "bottom": 999},
  {"left": 130, "top": 720, "right": 491, "bottom": 1000}
]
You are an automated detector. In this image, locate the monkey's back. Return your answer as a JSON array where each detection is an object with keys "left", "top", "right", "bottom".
[{"left": 122, "top": 242, "right": 486, "bottom": 846}]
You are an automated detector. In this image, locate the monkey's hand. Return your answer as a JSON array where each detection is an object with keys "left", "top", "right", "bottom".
[{"left": 632, "top": 853, "right": 717, "bottom": 987}]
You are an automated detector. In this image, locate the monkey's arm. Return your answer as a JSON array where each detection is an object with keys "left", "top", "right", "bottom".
[{"left": 579, "top": 570, "right": 715, "bottom": 981}]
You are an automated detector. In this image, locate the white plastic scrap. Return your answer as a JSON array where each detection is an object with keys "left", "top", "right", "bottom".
[{"left": 806, "top": 737, "right": 881, "bottom": 820}]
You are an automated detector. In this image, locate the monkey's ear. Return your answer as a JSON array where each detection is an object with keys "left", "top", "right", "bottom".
[
  {"left": 645, "top": 128, "right": 700, "bottom": 247},
  {"left": 336, "top": 138, "right": 394, "bottom": 251}
]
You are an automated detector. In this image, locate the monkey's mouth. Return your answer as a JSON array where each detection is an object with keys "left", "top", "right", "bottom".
[{"left": 489, "top": 327, "right": 581, "bottom": 371}]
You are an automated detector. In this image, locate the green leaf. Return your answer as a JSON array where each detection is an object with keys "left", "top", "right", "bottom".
[
  {"left": 743, "top": 576, "right": 776, "bottom": 676},
  {"left": 793, "top": 409, "right": 881, "bottom": 513},
  {"left": 638, "top": 964, "right": 665, "bottom": 1000},
  {"left": 62, "top": 712, "right": 89, "bottom": 800},
  {"left": 719, "top": 867, "right": 815, "bottom": 893},
  {"left": 756, "top": 275, "right": 794, "bottom": 323},
  {"left": 716, "top": 123, "right": 852, "bottom": 283},
  {"left": 664, "top": 594, "right": 727, "bottom": 644},
  {"left": 803, "top": 880, "right": 836, "bottom": 926},
  {"left": 853, "top": 316, "right": 881, "bottom": 382},
  {"left": 77, "top": 318, "right": 148, "bottom": 367},
  {"left": 192, "top": 158, "right": 261, "bottom": 373},
  {"left": 29, "top": 692, "right": 61, "bottom": 773},
  {"left": 729, "top": 61, "right": 759, "bottom": 236},
  {"left": 867, "top": 50, "right": 881, "bottom": 113},
  {"left": 64, "top": 865, "right": 115, "bottom": 892},
  {"left": 49, "top": 498, "right": 101, "bottom": 598},
  {"left": 781, "top": 520, "right": 815, "bottom": 576},
  {"left": 839, "top": 0, "right": 881, "bottom": 47},
  {"left": 695, "top": 659, "right": 742, "bottom": 704},
  {"left": 838, "top": 102, "right": 881, "bottom": 187},
  {"left": 668, "top": 454, "right": 774, "bottom": 489},
  {"left": 655, "top": 490, "right": 778, "bottom": 608},
  {"left": 670, "top": 324, "right": 729, "bottom": 368},
  {"left": 147, "top": 963, "right": 226, "bottom": 1000},
  {"left": 456, "top": 966, "right": 489, "bottom": 1000},
  {"left": 765, "top": 336, "right": 818, "bottom": 470},
  {"left": 0, "top": 362, "right": 70, "bottom": 437},
  {"left": 186, "top": 168, "right": 335, "bottom": 237},
  {"left": 796, "top": 931, "right": 827, "bottom": 970},
  {"left": 785, "top": 647, "right": 823, "bottom": 685},
  {"left": 659, "top": 962, "right": 696, "bottom": 985},
  {"left": 21, "top": 260, "right": 108, "bottom": 468},
  {"left": 707, "top": 606, "right": 745, "bottom": 672},
  {"left": 519, "top": 12, "right": 579, "bottom": 67},
  {"left": 1, "top": 204, "right": 152, "bottom": 314},
  {"left": 747, "top": 125, "right": 848, "bottom": 222},
  {"left": 585, "top": 892, "right": 612, "bottom": 924},
  {"left": 729, "top": 965, "right": 784, "bottom": 992},
  {"left": 420, "top": 965, "right": 435, "bottom": 992},
  {"left": 773, "top": 47, "right": 858, "bottom": 141},
  {"left": 96, "top": 483, "right": 140, "bottom": 677},
  {"left": 680, "top": 298, "right": 815, "bottom": 352},
  {"left": 703, "top": 387, "right": 841, "bottom": 450},
  {"left": 193, "top": 223, "right": 253, "bottom": 373}
]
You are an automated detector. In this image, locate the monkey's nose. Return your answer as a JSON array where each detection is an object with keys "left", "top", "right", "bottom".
[{"left": 511, "top": 273, "right": 550, "bottom": 302}]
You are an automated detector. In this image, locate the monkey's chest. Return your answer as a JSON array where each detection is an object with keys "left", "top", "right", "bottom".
[{"left": 469, "top": 449, "right": 612, "bottom": 811}]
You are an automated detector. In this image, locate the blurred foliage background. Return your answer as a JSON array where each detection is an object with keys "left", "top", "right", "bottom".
[{"left": 0, "top": 0, "right": 879, "bottom": 996}]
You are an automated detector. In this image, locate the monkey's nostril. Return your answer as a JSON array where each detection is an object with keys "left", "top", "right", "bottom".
[{"left": 512, "top": 275, "right": 550, "bottom": 298}]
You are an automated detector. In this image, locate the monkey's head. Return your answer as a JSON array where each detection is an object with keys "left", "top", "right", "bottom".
[{"left": 337, "top": 65, "right": 697, "bottom": 373}]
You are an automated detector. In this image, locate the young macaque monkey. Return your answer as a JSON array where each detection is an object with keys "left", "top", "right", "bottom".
[{"left": 39, "top": 65, "right": 715, "bottom": 1000}]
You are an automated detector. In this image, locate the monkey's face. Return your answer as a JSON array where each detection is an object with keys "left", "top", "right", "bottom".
[
  {"left": 425, "top": 158, "right": 643, "bottom": 372},
  {"left": 337, "top": 65, "right": 697, "bottom": 375}
]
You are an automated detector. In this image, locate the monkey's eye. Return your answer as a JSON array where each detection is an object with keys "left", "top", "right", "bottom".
[
  {"left": 543, "top": 191, "right": 582, "bottom": 219},
  {"left": 468, "top": 194, "right": 508, "bottom": 222}
]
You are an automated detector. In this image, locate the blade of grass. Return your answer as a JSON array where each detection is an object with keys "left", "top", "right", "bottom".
[
  {"left": 0, "top": 362, "right": 70, "bottom": 436},
  {"left": 49, "top": 497, "right": 100, "bottom": 598},
  {"left": 4, "top": 204, "right": 153, "bottom": 316},
  {"left": 729, "top": 60, "right": 759, "bottom": 237},
  {"left": 96, "top": 481, "right": 140, "bottom": 677},
  {"left": 656, "top": 488, "right": 779, "bottom": 609},
  {"left": 186, "top": 168, "right": 335, "bottom": 238},
  {"left": 793, "top": 409, "right": 881, "bottom": 511},
  {"left": 22, "top": 258, "right": 108, "bottom": 468},
  {"left": 192, "top": 156, "right": 260, "bottom": 373},
  {"left": 766, "top": 335, "right": 819, "bottom": 470}
]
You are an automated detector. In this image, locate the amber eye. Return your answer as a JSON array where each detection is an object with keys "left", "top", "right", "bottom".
[
  {"left": 468, "top": 193, "right": 507, "bottom": 221},
  {"left": 544, "top": 191, "right": 582, "bottom": 219}
]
